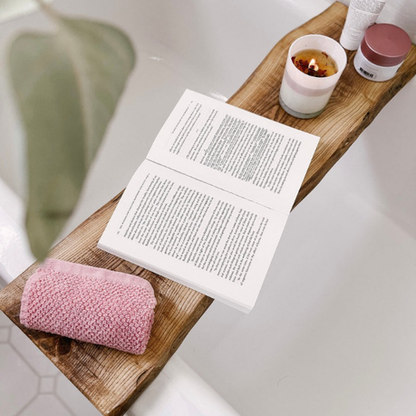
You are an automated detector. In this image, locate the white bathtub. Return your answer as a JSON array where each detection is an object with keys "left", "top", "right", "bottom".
[{"left": 1, "top": 0, "right": 416, "bottom": 415}]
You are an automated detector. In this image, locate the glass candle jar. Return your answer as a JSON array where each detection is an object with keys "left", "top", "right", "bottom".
[
  {"left": 279, "top": 35, "right": 347, "bottom": 119},
  {"left": 354, "top": 23, "right": 412, "bottom": 81}
]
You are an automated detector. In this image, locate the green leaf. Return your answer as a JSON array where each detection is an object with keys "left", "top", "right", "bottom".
[{"left": 8, "top": 10, "right": 136, "bottom": 260}]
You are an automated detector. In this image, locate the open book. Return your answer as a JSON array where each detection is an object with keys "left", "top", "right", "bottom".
[{"left": 98, "top": 90, "right": 319, "bottom": 312}]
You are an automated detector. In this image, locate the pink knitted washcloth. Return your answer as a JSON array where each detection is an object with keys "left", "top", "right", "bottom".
[{"left": 20, "top": 259, "right": 157, "bottom": 355}]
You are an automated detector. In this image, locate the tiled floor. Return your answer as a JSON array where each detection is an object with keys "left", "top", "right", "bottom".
[
  {"left": 0, "top": 310, "right": 102, "bottom": 416},
  {"left": 0, "top": 307, "right": 240, "bottom": 416}
]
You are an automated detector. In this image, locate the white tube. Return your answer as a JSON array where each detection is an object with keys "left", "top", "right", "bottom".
[{"left": 340, "top": 0, "right": 386, "bottom": 50}]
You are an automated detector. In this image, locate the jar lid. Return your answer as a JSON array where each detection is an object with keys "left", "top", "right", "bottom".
[{"left": 360, "top": 24, "right": 411, "bottom": 67}]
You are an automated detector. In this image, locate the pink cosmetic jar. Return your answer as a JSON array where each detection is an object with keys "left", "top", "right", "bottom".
[{"left": 354, "top": 23, "right": 411, "bottom": 82}]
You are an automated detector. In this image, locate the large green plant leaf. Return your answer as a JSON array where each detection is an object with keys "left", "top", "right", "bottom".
[{"left": 9, "top": 9, "right": 136, "bottom": 259}]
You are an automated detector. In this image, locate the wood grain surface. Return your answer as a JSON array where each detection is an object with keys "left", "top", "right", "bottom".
[{"left": 1, "top": 2, "right": 415, "bottom": 415}]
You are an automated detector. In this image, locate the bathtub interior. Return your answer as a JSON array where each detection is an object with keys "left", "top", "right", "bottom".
[
  {"left": 1, "top": 0, "right": 416, "bottom": 415},
  {"left": 180, "top": 81, "right": 416, "bottom": 416}
]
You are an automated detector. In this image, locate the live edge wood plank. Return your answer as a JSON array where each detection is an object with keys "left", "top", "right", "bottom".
[
  {"left": 1, "top": 2, "right": 415, "bottom": 415},
  {"left": 228, "top": 2, "right": 416, "bottom": 209}
]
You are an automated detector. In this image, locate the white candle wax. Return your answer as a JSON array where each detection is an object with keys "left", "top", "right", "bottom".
[{"left": 279, "top": 35, "right": 347, "bottom": 119}]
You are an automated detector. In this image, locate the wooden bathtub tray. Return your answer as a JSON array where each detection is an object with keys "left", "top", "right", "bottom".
[{"left": 1, "top": 2, "right": 415, "bottom": 415}]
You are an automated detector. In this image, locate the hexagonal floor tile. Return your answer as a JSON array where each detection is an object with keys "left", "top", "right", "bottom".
[
  {"left": 56, "top": 373, "right": 102, "bottom": 416},
  {"left": 0, "top": 311, "right": 12, "bottom": 327},
  {"left": 10, "top": 325, "right": 60, "bottom": 377},
  {"left": 19, "top": 394, "right": 73, "bottom": 416},
  {"left": 0, "top": 344, "right": 38, "bottom": 415}
]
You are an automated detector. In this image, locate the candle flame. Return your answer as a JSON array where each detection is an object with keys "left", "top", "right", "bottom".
[{"left": 309, "top": 58, "right": 319, "bottom": 71}]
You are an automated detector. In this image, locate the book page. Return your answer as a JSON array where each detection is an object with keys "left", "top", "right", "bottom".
[
  {"left": 147, "top": 90, "right": 319, "bottom": 213},
  {"left": 98, "top": 160, "right": 286, "bottom": 312}
]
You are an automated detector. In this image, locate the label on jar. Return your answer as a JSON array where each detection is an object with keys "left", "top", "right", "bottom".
[
  {"left": 357, "top": 65, "right": 377, "bottom": 80},
  {"left": 353, "top": 47, "right": 400, "bottom": 82}
]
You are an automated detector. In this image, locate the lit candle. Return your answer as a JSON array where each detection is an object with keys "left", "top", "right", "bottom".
[
  {"left": 279, "top": 35, "right": 347, "bottom": 119},
  {"left": 291, "top": 49, "right": 338, "bottom": 77}
]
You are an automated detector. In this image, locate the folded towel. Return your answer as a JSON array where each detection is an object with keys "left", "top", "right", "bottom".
[{"left": 20, "top": 259, "right": 156, "bottom": 355}]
